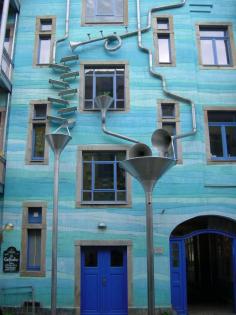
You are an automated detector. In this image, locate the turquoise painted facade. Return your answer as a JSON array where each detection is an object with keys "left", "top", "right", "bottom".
[{"left": 0, "top": 0, "right": 236, "bottom": 313}]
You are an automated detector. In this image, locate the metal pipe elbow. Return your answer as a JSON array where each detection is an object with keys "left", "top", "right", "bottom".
[{"left": 104, "top": 34, "right": 122, "bottom": 51}]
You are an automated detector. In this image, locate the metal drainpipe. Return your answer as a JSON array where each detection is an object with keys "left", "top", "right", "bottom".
[
  {"left": 70, "top": 1, "right": 188, "bottom": 51},
  {"left": 2, "top": 12, "right": 19, "bottom": 156},
  {"left": 101, "top": 111, "right": 139, "bottom": 144},
  {"left": 52, "top": 0, "right": 70, "bottom": 64},
  {"left": 136, "top": 0, "right": 197, "bottom": 141}
]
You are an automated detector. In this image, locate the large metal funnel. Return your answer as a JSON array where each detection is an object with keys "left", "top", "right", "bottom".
[
  {"left": 46, "top": 133, "right": 72, "bottom": 156},
  {"left": 120, "top": 156, "right": 175, "bottom": 192},
  {"left": 120, "top": 156, "right": 175, "bottom": 315}
]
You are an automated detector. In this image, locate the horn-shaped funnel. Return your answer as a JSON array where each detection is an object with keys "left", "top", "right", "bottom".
[
  {"left": 70, "top": 41, "right": 82, "bottom": 51},
  {"left": 129, "top": 143, "right": 152, "bottom": 158},
  {"left": 46, "top": 133, "right": 72, "bottom": 156},
  {"left": 151, "top": 129, "right": 172, "bottom": 156},
  {"left": 94, "top": 95, "right": 114, "bottom": 111},
  {"left": 120, "top": 156, "right": 175, "bottom": 192}
]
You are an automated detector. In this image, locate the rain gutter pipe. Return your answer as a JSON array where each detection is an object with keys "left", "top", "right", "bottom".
[
  {"left": 136, "top": 0, "right": 197, "bottom": 141},
  {"left": 53, "top": 0, "right": 70, "bottom": 63}
]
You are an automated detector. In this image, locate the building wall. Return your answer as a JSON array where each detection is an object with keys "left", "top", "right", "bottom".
[{"left": 1, "top": 0, "right": 236, "bottom": 311}]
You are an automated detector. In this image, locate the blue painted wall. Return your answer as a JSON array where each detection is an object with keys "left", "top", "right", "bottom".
[{"left": 1, "top": 0, "right": 236, "bottom": 310}]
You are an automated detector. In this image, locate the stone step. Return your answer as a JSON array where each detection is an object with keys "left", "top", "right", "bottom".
[{"left": 49, "top": 79, "right": 70, "bottom": 88}]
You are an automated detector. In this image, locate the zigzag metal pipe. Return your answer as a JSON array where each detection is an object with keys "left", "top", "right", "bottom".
[
  {"left": 70, "top": 0, "right": 196, "bottom": 142},
  {"left": 136, "top": 0, "right": 197, "bottom": 141}
]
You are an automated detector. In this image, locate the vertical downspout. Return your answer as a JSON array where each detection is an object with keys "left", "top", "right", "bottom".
[
  {"left": 136, "top": 0, "right": 197, "bottom": 141},
  {"left": 3, "top": 12, "right": 19, "bottom": 156},
  {"left": 52, "top": 0, "right": 70, "bottom": 64}
]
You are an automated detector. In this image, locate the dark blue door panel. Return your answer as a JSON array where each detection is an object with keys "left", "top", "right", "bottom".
[
  {"left": 81, "top": 247, "right": 128, "bottom": 315},
  {"left": 233, "top": 239, "right": 236, "bottom": 313},
  {"left": 170, "top": 239, "right": 187, "bottom": 315}
]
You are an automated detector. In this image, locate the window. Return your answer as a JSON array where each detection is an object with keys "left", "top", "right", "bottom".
[
  {"left": 80, "top": 62, "right": 129, "bottom": 111},
  {"left": 82, "top": 0, "right": 128, "bottom": 25},
  {"left": 158, "top": 101, "right": 182, "bottom": 161},
  {"left": 34, "top": 17, "right": 55, "bottom": 66},
  {"left": 153, "top": 16, "right": 175, "bottom": 66},
  {"left": 76, "top": 146, "right": 131, "bottom": 206},
  {"left": 2, "top": 26, "right": 14, "bottom": 78},
  {"left": 26, "top": 102, "right": 49, "bottom": 164},
  {"left": 21, "top": 202, "right": 46, "bottom": 277},
  {"left": 197, "top": 23, "right": 235, "bottom": 67},
  {"left": 206, "top": 110, "right": 236, "bottom": 161}
]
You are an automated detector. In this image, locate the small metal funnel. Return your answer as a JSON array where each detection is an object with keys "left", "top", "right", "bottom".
[
  {"left": 46, "top": 133, "right": 72, "bottom": 156},
  {"left": 119, "top": 156, "right": 175, "bottom": 192},
  {"left": 94, "top": 95, "right": 114, "bottom": 111}
]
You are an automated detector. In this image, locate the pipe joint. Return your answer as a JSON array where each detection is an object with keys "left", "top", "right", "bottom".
[{"left": 104, "top": 34, "right": 122, "bottom": 51}]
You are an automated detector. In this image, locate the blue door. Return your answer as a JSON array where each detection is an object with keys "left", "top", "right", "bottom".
[
  {"left": 170, "top": 239, "right": 187, "bottom": 315},
  {"left": 233, "top": 239, "right": 236, "bottom": 312},
  {"left": 81, "top": 247, "right": 128, "bottom": 315}
]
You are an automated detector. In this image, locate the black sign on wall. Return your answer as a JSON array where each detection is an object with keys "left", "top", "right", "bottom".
[{"left": 3, "top": 247, "right": 20, "bottom": 273}]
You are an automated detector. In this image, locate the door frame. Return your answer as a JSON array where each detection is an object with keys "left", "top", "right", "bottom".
[
  {"left": 74, "top": 240, "right": 133, "bottom": 315},
  {"left": 170, "top": 229, "right": 236, "bottom": 315}
]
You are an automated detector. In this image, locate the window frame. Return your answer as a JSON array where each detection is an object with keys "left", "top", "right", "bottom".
[
  {"left": 33, "top": 16, "right": 56, "bottom": 67},
  {"left": 153, "top": 15, "right": 176, "bottom": 67},
  {"left": 204, "top": 107, "right": 236, "bottom": 163},
  {"left": 158, "top": 100, "right": 182, "bottom": 163},
  {"left": 20, "top": 202, "right": 47, "bottom": 277},
  {"left": 2, "top": 24, "right": 14, "bottom": 78},
  {"left": 25, "top": 101, "right": 50, "bottom": 165},
  {"left": 196, "top": 22, "right": 236, "bottom": 69},
  {"left": 81, "top": 0, "right": 128, "bottom": 25},
  {"left": 76, "top": 145, "right": 132, "bottom": 207},
  {"left": 79, "top": 61, "right": 130, "bottom": 112}
]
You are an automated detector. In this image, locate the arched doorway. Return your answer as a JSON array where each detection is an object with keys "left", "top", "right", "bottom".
[{"left": 170, "top": 215, "right": 236, "bottom": 315}]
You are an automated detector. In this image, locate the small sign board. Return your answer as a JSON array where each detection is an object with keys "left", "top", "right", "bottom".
[
  {"left": 3, "top": 247, "right": 20, "bottom": 273},
  {"left": 154, "top": 247, "right": 164, "bottom": 255}
]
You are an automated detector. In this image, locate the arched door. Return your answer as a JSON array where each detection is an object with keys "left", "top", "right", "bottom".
[{"left": 170, "top": 216, "right": 236, "bottom": 315}]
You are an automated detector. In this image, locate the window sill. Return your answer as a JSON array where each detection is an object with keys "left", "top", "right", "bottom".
[
  {"left": 26, "top": 159, "right": 48, "bottom": 165},
  {"left": 20, "top": 270, "right": 45, "bottom": 277},
  {"left": 156, "top": 62, "right": 176, "bottom": 67},
  {"left": 76, "top": 201, "right": 132, "bottom": 208},
  {"left": 82, "top": 21, "right": 126, "bottom": 26},
  {"left": 207, "top": 159, "right": 236, "bottom": 164},
  {"left": 79, "top": 108, "right": 129, "bottom": 114},
  {"left": 200, "top": 65, "right": 236, "bottom": 70}
]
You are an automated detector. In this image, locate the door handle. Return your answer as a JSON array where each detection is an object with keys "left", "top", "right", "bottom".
[{"left": 102, "top": 276, "right": 107, "bottom": 286}]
